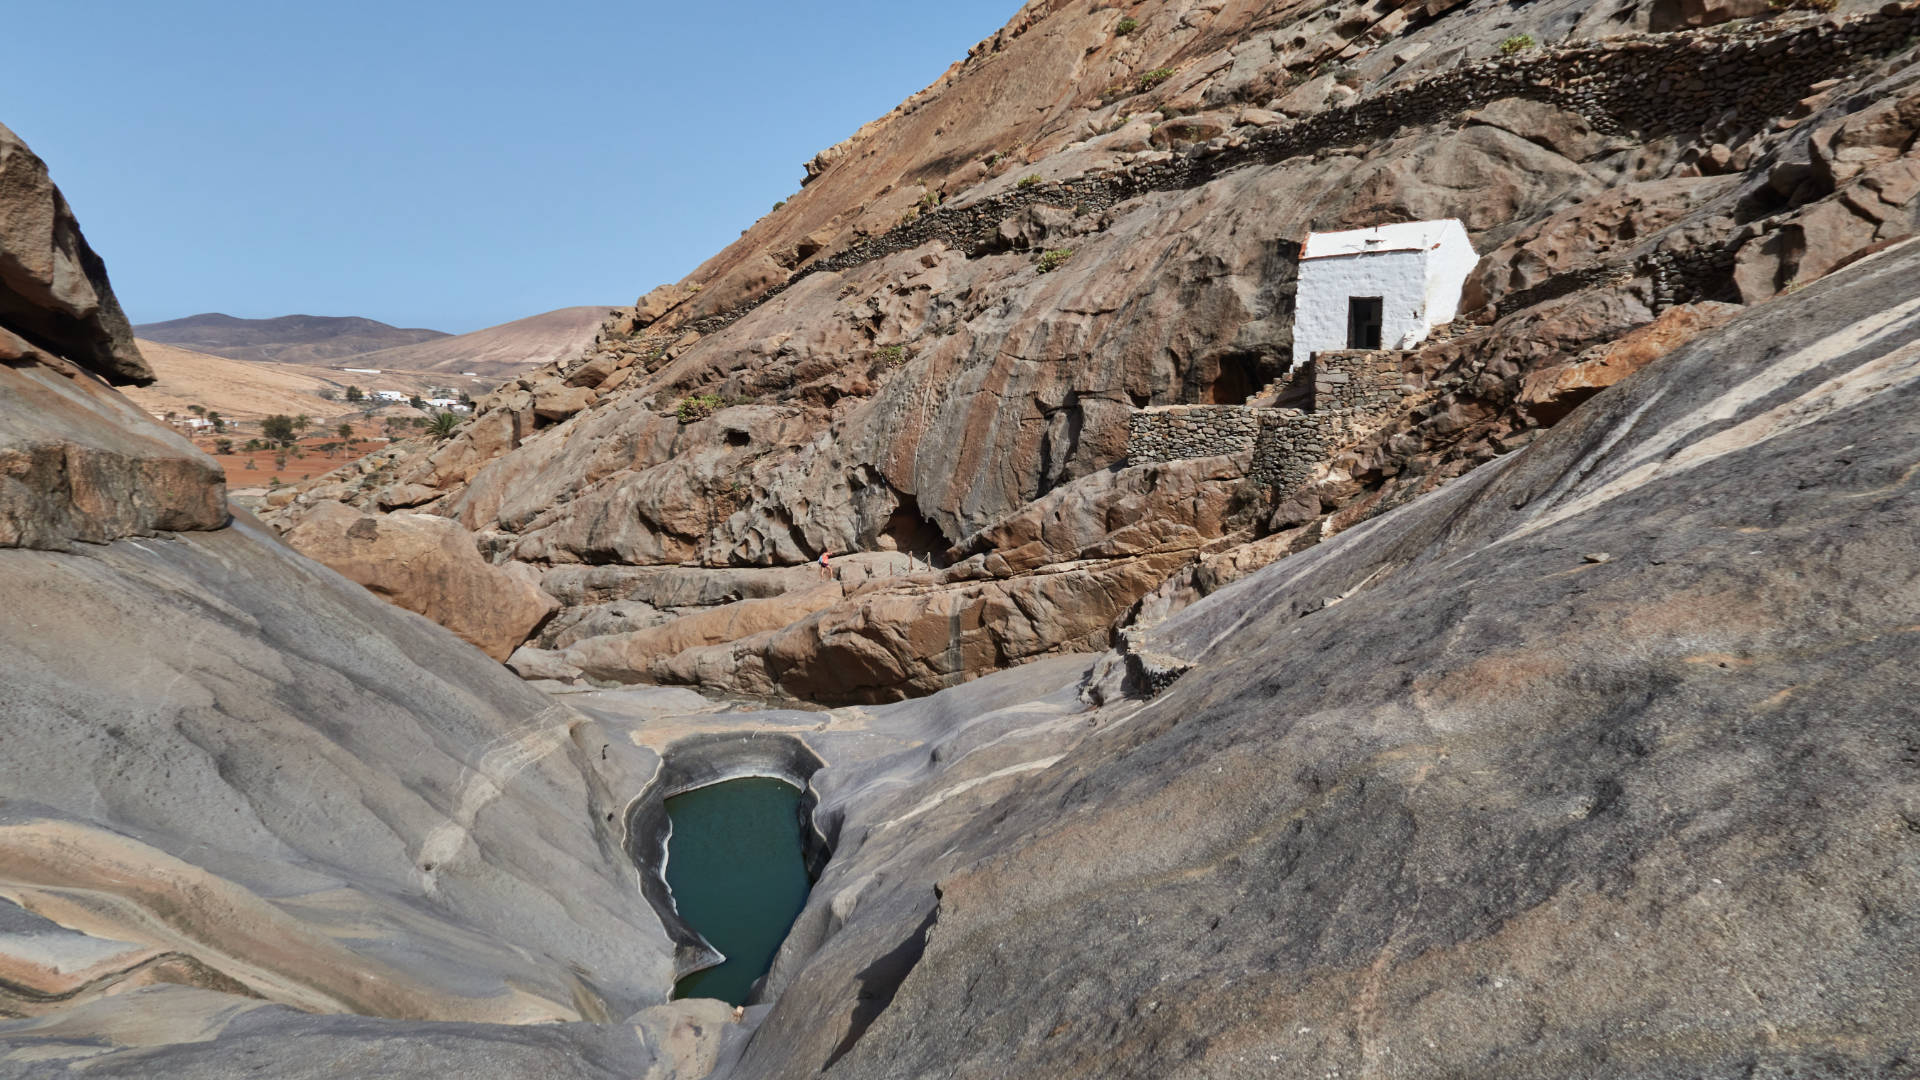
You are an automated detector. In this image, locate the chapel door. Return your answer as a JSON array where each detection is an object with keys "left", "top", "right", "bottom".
[{"left": 1347, "top": 297, "right": 1383, "bottom": 350}]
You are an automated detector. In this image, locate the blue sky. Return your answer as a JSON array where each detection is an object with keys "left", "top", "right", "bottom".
[{"left": 7, "top": 1, "right": 1020, "bottom": 333}]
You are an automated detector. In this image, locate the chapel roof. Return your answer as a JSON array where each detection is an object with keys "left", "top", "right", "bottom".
[{"left": 1301, "top": 219, "right": 1467, "bottom": 260}]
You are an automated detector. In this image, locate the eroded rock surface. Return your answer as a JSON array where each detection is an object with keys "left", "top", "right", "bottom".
[
  {"left": 716, "top": 234, "right": 1920, "bottom": 1080},
  {"left": 6, "top": 3, "right": 1920, "bottom": 1077},
  {"left": 265, "top": 0, "right": 1920, "bottom": 701},
  {"left": 0, "top": 125, "right": 728, "bottom": 1078},
  {"left": 0, "top": 123, "right": 148, "bottom": 386}
]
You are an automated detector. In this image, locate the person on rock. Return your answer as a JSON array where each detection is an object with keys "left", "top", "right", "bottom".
[{"left": 819, "top": 549, "right": 833, "bottom": 581}]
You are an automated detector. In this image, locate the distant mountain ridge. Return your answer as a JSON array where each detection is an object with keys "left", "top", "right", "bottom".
[
  {"left": 135, "top": 313, "right": 451, "bottom": 365},
  {"left": 134, "top": 307, "right": 613, "bottom": 378},
  {"left": 344, "top": 306, "right": 613, "bottom": 377}
]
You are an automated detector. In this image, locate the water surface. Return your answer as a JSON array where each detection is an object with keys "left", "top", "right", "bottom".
[{"left": 665, "top": 775, "right": 812, "bottom": 1004}]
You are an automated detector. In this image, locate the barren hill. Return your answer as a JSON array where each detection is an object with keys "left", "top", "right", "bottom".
[
  {"left": 344, "top": 305, "right": 614, "bottom": 377},
  {"left": 122, "top": 338, "right": 492, "bottom": 421},
  {"left": 135, "top": 311, "right": 450, "bottom": 364},
  {"left": 121, "top": 338, "right": 363, "bottom": 421}
]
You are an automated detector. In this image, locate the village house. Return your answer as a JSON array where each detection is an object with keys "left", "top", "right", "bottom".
[{"left": 1290, "top": 219, "right": 1477, "bottom": 371}]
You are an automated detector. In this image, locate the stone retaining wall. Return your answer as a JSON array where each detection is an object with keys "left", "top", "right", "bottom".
[
  {"left": 1129, "top": 350, "right": 1413, "bottom": 489},
  {"left": 1127, "top": 406, "right": 1267, "bottom": 464}
]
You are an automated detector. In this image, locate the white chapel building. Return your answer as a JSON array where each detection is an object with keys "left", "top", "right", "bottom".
[{"left": 1290, "top": 219, "right": 1478, "bottom": 370}]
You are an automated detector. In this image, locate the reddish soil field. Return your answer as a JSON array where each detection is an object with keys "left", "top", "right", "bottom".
[{"left": 188, "top": 420, "right": 398, "bottom": 490}]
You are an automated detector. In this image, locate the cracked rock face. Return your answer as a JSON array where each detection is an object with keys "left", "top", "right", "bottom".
[{"left": 0, "top": 127, "right": 225, "bottom": 551}]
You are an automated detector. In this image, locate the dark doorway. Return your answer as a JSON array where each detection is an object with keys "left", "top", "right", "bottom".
[
  {"left": 1347, "top": 296, "right": 1384, "bottom": 350},
  {"left": 1205, "top": 351, "right": 1261, "bottom": 405}
]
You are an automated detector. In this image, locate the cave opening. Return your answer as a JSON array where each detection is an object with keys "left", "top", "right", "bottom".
[
  {"left": 878, "top": 491, "right": 950, "bottom": 568},
  {"left": 1203, "top": 351, "right": 1267, "bottom": 405}
]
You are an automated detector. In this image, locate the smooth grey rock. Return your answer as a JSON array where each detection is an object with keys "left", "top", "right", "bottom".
[{"left": 0, "top": 514, "right": 674, "bottom": 1033}]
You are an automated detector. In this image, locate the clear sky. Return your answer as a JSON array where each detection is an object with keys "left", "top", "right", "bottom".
[{"left": 7, "top": 1, "right": 1021, "bottom": 333}]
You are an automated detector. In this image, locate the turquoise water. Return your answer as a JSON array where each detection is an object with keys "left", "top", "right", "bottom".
[{"left": 666, "top": 776, "right": 813, "bottom": 1005}]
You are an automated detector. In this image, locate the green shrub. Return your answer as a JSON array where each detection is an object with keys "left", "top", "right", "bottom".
[
  {"left": 261, "top": 414, "right": 296, "bottom": 447},
  {"left": 771, "top": 200, "right": 785, "bottom": 212},
  {"left": 1138, "top": 67, "right": 1176, "bottom": 91},
  {"left": 1017, "top": 174, "right": 1044, "bottom": 189},
  {"left": 1115, "top": 16, "right": 1139, "bottom": 35},
  {"left": 676, "top": 392, "right": 724, "bottom": 424},
  {"left": 1499, "top": 34, "right": 1534, "bottom": 55},
  {"left": 1036, "top": 248, "right": 1074, "bottom": 274},
  {"left": 875, "top": 344, "right": 908, "bottom": 368}
]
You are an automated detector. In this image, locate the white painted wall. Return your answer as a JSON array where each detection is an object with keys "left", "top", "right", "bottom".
[{"left": 1290, "top": 219, "right": 1479, "bottom": 370}]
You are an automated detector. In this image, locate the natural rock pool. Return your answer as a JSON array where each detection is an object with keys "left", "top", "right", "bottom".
[{"left": 665, "top": 776, "right": 814, "bottom": 1005}]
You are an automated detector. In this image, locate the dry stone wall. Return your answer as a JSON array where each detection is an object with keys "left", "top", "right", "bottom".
[
  {"left": 1127, "top": 406, "right": 1265, "bottom": 463},
  {"left": 1129, "top": 350, "right": 1413, "bottom": 490}
]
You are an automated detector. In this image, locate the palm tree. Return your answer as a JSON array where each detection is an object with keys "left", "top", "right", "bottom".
[
  {"left": 426, "top": 411, "right": 464, "bottom": 439},
  {"left": 292, "top": 414, "right": 312, "bottom": 433}
]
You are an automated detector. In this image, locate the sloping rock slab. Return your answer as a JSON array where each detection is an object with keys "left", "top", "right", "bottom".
[
  {"left": 0, "top": 516, "right": 671, "bottom": 1031},
  {"left": 0, "top": 332, "right": 225, "bottom": 549}
]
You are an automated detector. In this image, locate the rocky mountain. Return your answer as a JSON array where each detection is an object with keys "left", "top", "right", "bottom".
[
  {"left": 134, "top": 312, "right": 450, "bottom": 365},
  {"left": 5, "top": 0, "right": 1920, "bottom": 1076},
  {"left": 268, "top": 0, "right": 1920, "bottom": 711},
  {"left": 342, "top": 305, "right": 617, "bottom": 377}
]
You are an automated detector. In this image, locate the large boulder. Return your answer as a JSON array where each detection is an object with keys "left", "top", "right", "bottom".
[
  {"left": 282, "top": 501, "right": 558, "bottom": 660},
  {"left": 0, "top": 123, "right": 149, "bottom": 385}
]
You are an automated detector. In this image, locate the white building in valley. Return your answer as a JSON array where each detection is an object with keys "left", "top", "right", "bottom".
[
  {"left": 374, "top": 390, "right": 410, "bottom": 403},
  {"left": 1291, "top": 219, "right": 1478, "bottom": 370}
]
